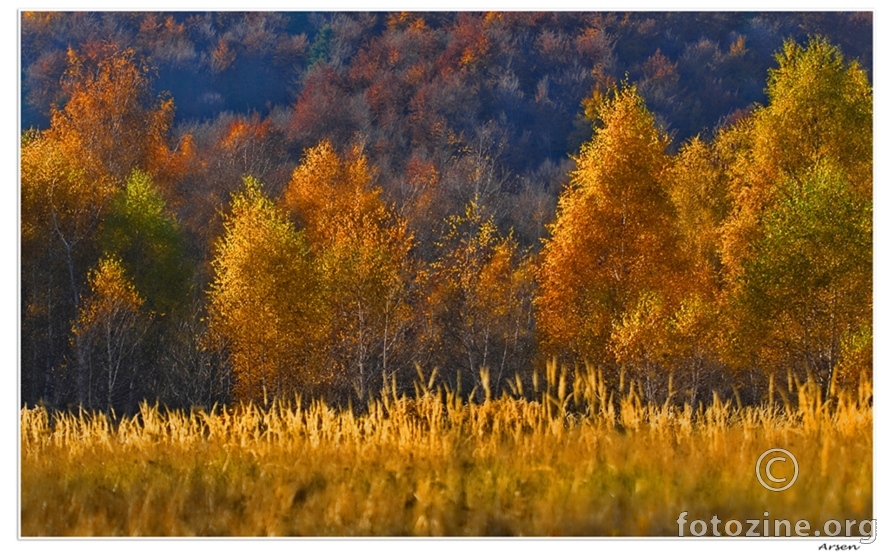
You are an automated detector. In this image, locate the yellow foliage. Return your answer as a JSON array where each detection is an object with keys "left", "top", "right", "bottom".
[
  {"left": 73, "top": 256, "right": 146, "bottom": 408},
  {"left": 719, "top": 36, "right": 872, "bottom": 283},
  {"left": 21, "top": 130, "right": 115, "bottom": 257},
  {"left": 427, "top": 197, "right": 536, "bottom": 381},
  {"left": 717, "top": 38, "right": 872, "bottom": 384},
  {"left": 76, "top": 256, "right": 144, "bottom": 335},
  {"left": 209, "top": 177, "right": 327, "bottom": 402},
  {"left": 667, "top": 136, "right": 728, "bottom": 279}
]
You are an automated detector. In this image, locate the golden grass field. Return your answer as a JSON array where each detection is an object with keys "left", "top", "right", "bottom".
[{"left": 21, "top": 366, "right": 872, "bottom": 536}]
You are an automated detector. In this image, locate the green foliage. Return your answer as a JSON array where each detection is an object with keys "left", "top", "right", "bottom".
[
  {"left": 718, "top": 37, "right": 873, "bottom": 390},
  {"left": 763, "top": 36, "right": 872, "bottom": 191},
  {"left": 308, "top": 25, "right": 332, "bottom": 67},
  {"left": 734, "top": 162, "right": 871, "bottom": 384},
  {"left": 101, "top": 169, "right": 190, "bottom": 316},
  {"left": 720, "top": 36, "right": 872, "bottom": 281},
  {"left": 19, "top": 22, "right": 874, "bottom": 409}
]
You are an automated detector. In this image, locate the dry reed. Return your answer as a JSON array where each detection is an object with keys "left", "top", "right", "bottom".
[{"left": 21, "top": 366, "right": 872, "bottom": 536}]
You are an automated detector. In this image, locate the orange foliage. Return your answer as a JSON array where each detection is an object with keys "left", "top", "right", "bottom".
[
  {"left": 21, "top": 127, "right": 116, "bottom": 288},
  {"left": 386, "top": 12, "right": 413, "bottom": 30},
  {"left": 666, "top": 137, "right": 728, "bottom": 286},
  {"left": 288, "top": 65, "right": 349, "bottom": 145},
  {"left": 642, "top": 49, "right": 678, "bottom": 82},
  {"left": 405, "top": 155, "right": 440, "bottom": 190},
  {"left": 283, "top": 141, "right": 380, "bottom": 244},
  {"left": 50, "top": 46, "right": 175, "bottom": 187},
  {"left": 537, "top": 85, "right": 679, "bottom": 364},
  {"left": 427, "top": 197, "right": 536, "bottom": 382},
  {"left": 435, "top": 13, "right": 491, "bottom": 73},
  {"left": 282, "top": 141, "right": 415, "bottom": 398},
  {"left": 160, "top": 132, "right": 197, "bottom": 188},
  {"left": 138, "top": 13, "right": 163, "bottom": 35},
  {"left": 211, "top": 40, "right": 235, "bottom": 73},
  {"left": 220, "top": 118, "right": 272, "bottom": 152}
]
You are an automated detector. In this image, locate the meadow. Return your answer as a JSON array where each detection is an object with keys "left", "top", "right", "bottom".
[{"left": 21, "top": 366, "right": 872, "bottom": 537}]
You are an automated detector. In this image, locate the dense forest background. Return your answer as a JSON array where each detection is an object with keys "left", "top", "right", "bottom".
[{"left": 20, "top": 12, "right": 873, "bottom": 412}]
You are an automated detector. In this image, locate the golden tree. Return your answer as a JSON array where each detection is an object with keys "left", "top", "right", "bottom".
[
  {"left": 21, "top": 129, "right": 116, "bottom": 405},
  {"left": 74, "top": 256, "right": 146, "bottom": 409},
  {"left": 282, "top": 141, "right": 415, "bottom": 400},
  {"left": 51, "top": 45, "right": 176, "bottom": 185},
  {"left": 21, "top": 130, "right": 114, "bottom": 311},
  {"left": 732, "top": 163, "right": 871, "bottom": 393},
  {"left": 720, "top": 36, "right": 872, "bottom": 283},
  {"left": 658, "top": 136, "right": 730, "bottom": 405},
  {"left": 536, "top": 84, "right": 680, "bottom": 378},
  {"left": 208, "top": 177, "right": 325, "bottom": 403},
  {"left": 21, "top": 45, "right": 181, "bottom": 405},
  {"left": 426, "top": 196, "right": 536, "bottom": 395},
  {"left": 718, "top": 37, "right": 873, "bottom": 392}
]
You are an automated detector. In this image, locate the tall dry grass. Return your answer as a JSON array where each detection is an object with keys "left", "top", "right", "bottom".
[{"left": 21, "top": 365, "right": 872, "bottom": 536}]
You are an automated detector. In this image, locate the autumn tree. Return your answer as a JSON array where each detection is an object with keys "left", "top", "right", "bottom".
[
  {"left": 73, "top": 256, "right": 147, "bottom": 410},
  {"left": 282, "top": 141, "right": 415, "bottom": 400},
  {"left": 720, "top": 36, "right": 872, "bottom": 283},
  {"left": 536, "top": 84, "right": 681, "bottom": 390},
  {"left": 51, "top": 45, "right": 176, "bottom": 186},
  {"left": 731, "top": 163, "right": 871, "bottom": 393},
  {"left": 659, "top": 137, "right": 731, "bottom": 405},
  {"left": 425, "top": 196, "right": 536, "bottom": 396},
  {"left": 20, "top": 129, "right": 115, "bottom": 405},
  {"left": 719, "top": 37, "right": 873, "bottom": 393},
  {"left": 21, "top": 130, "right": 113, "bottom": 311},
  {"left": 101, "top": 169, "right": 190, "bottom": 316},
  {"left": 98, "top": 169, "right": 201, "bottom": 403},
  {"left": 208, "top": 177, "right": 325, "bottom": 403}
]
